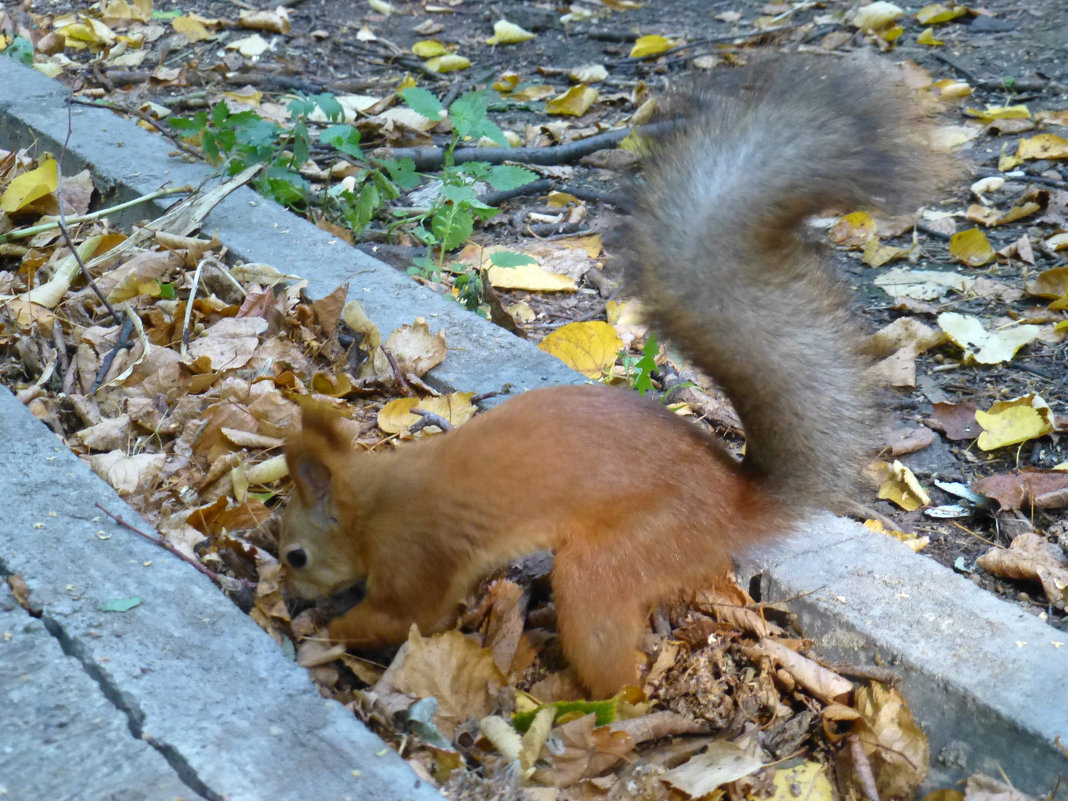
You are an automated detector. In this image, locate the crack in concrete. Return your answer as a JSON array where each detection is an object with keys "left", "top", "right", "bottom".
[{"left": 38, "top": 613, "right": 223, "bottom": 801}]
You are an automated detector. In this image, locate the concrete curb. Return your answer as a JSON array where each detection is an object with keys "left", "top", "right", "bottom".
[{"left": 0, "top": 58, "right": 1065, "bottom": 797}]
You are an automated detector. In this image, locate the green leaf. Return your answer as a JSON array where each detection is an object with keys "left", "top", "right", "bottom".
[
  {"left": 383, "top": 157, "right": 420, "bottom": 190},
  {"left": 286, "top": 95, "right": 316, "bottom": 121},
  {"left": 400, "top": 87, "right": 446, "bottom": 121},
  {"left": 258, "top": 166, "right": 309, "bottom": 208},
  {"left": 477, "top": 118, "right": 509, "bottom": 147},
  {"left": 488, "top": 164, "right": 538, "bottom": 191},
  {"left": 101, "top": 597, "right": 142, "bottom": 613},
  {"left": 449, "top": 91, "right": 489, "bottom": 140},
  {"left": 512, "top": 698, "right": 619, "bottom": 732},
  {"left": 439, "top": 184, "right": 479, "bottom": 205},
  {"left": 4, "top": 36, "right": 34, "bottom": 66},
  {"left": 632, "top": 333, "right": 659, "bottom": 395},
  {"left": 488, "top": 250, "right": 537, "bottom": 268},
  {"left": 370, "top": 170, "right": 400, "bottom": 202},
  {"left": 321, "top": 124, "right": 365, "bottom": 159},
  {"left": 211, "top": 101, "right": 233, "bottom": 127},
  {"left": 311, "top": 92, "right": 344, "bottom": 122},
  {"left": 159, "top": 282, "right": 176, "bottom": 299},
  {"left": 168, "top": 113, "right": 207, "bottom": 135},
  {"left": 290, "top": 120, "right": 311, "bottom": 166},
  {"left": 431, "top": 204, "right": 474, "bottom": 250}
]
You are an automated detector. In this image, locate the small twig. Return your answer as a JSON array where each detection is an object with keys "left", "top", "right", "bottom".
[
  {"left": 822, "top": 661, "right": 901, "bottom": 687},
  {"left": 95, "top": 502, "right": 253, "bottom": 590},
  {"left": 378, "top": 121, "right": 674, "bottom": 172},
  {"left": 53, "top": 95, "right": 124, "bottom": 326},
  {"left": 180, "top": 255, "right": 212, "bottom": 356},
  {"left": 848, "top": 734, "right": 880, "bottom": 801},
  {"left": 381, "top": 347, "right": 414, "bottom": 396},
  {"left": 408, "top": 408, "right": 453, "bottom": 434},
  {"left": 0, "top": 184, "right": 194, "bottom": 244},
  {"left": 470, "top": 390, "right": 500, "bottom": 404},
  {"left": 91, "top": 309, "right": 135, "bottom": 393}
]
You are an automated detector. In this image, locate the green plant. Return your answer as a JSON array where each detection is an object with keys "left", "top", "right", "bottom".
[
  {"left": 168, "top": 93, "right": 410, "bottom": 225},
  {"left": 621, "top": 333, "right": 659, "bottom": 395},
  {"left": 3, "top": 36, "right": 34, "bottom": 66},
  {"left": 398, "top": 88, "right": 538, "bottom": 309}
]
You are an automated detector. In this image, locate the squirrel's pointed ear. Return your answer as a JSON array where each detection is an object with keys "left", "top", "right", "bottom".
[
  {"left": 286, "top": 446, "right": 333, "bottom": 506},
  {"left": 285, "top": 401, "right": 344, "bottom": 506}
]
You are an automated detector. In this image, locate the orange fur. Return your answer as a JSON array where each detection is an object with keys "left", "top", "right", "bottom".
[{"left": 282, "top": 387, "right": 777, "bottom": 699}]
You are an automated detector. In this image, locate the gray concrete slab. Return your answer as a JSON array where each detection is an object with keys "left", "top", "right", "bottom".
[
  {"left": 0, "top": 55, "right": 1065, "bottom": 797},
  {"left": 0, "top": 583, "right": 200, "bottom": 801}
]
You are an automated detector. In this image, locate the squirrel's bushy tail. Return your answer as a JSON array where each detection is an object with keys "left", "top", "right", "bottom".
[{"left": 627, "top": 56, "right": 953, "bottom": 509}]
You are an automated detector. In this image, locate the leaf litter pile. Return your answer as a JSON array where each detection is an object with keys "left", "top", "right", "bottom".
[{"left": 2, "top": 0, "right": 1068, "bottom": 797}]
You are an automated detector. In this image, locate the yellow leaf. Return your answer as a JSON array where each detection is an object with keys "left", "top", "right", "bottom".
[
  {"left": 948, "top": 228, "right": 994, "bottom": 266},
  {"left": 172, "top": 15, "right": 214, "bottom": 42},
  {"left": 877, "top": 460, "right": 930, "bottom": 511},
  {"left": 976, "top": 395, "right": 1055, "bottom": 451},
  {"left": 486, "top": 20, "right": 536, "bottom": 45},
  {"left": 629, "top": 34, "right": 672, "bottom": 59},
  {"left": 368, "top": 0, "right": 393, "bottom": 15},
  {"left": 513, "top": 84, "right": 556, "bottom": 102},
  {"left": 937, "top": 312, "right": 1041, "bottom": 365},
  {"left": 852, "top": 1, "right": 904, "bottom": 31},
  {"left": 378, "top": 397, "right": 421, "bottom": 434},
  {"left": 493, "top": 72, "right": 520, "bottom": 92},
  {"left": 1026, "top": 266, "right": 1068, "bottom": 299},
  {"left": 768, "top": 761, "right": 833, "bottom": 800},
  {"left": 915, "top": 4, "right": 968, "bottom": 24},
  {"left": 424, "top": 54, "right": 471, "bottom": 73},
  {"left": 545, "top": 85, "right": 598, "bottom": 117},
  {"left": 1017, "top": 133, "right": 1068, "bottom": 160},
  {"left": 377, "top": 393, "right": 476, "bottom": 434},
  {"left": 0, "top": 158, "right": 58, "bottom": 213},
  {"left": 862, "top": 238, "right": 906, "bottom": 267},
  {"left": 854, "top": 683, "right": 929, "bottom": 797},
  {"left": 412, "top": 39, "right": 450, "bottom": 58},
  {"left": 964, "top": 104, "right": 1030, "bottom": 123},
  {"left": 486, "top": 262, "right": 577, "bottom": 291},
  {"left": 310, "top": 372, "right": 353, "bottom": 397},
  {"left": 831, "top": 211, "right": 876, "bottom": 247},
  {"left": 917, "top": 28, "right": 942, "bottom": 45},
  {"left": 931, "top": 79, "right": 972, "bottom": 99},
  {"left": 538, "top": 321, "right": 622, "bottom": 379}
]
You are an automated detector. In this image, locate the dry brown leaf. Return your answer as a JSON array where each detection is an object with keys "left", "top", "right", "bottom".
[
  {"left": 530, "top": 713, "right": 634, "bottom": 787},
  {"left": 976, "top": 532, "right": 1068, "bottom": 604},
  {"left": 758, "top": 637, "right": 853, "bottom": 704},
  {"left": 854, "top": 683, "right": 929, "bottom": 798},
  {"left": 392, "top": 627, "right": 505, "bottom": 738}
]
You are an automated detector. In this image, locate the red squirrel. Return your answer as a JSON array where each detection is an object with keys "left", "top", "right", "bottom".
[{"left": 280, "top": 56, "right": 952, "bottom": 700}]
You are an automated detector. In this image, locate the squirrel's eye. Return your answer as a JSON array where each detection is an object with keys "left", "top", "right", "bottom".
[{"left": 284, "top": 547, "right": 308, "bottom": 569}]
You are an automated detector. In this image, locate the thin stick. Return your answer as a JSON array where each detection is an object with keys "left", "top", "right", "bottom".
[
  {"left": 94, "top": 502, "right": 254, "bottom": 590},
  {"left": 0, "top": 184, "right": 194, "bottom": 244},
  {"left": 54, "top": 92, "right": 122, "bottom": 326}
]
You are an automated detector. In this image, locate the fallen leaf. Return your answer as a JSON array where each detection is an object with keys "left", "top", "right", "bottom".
[
  {"left": 937, "top": 312, "right": 1041, "bottom": 365},
  {"left": 538, "top": 321, "right": 621, "bottom": 378},
  {"left": 975, "top": 394, "right": 1055, "bottom": 450},
  {"left": 392, "top": 627, "right": 506, "bottom": 739},
  {"left": 661, "top": 740, "right": 763, "bottom": 795},
  {"left": 486, "top": 20, "right": 535, "bottom": 45}
]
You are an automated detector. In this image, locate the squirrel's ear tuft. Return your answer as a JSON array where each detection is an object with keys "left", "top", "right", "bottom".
[
  {"left": 286, "top": 445, "right": 333, "bottom": 506},
  {"left": 285, "top": 401, "right": 346, "bottom": 505}
]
